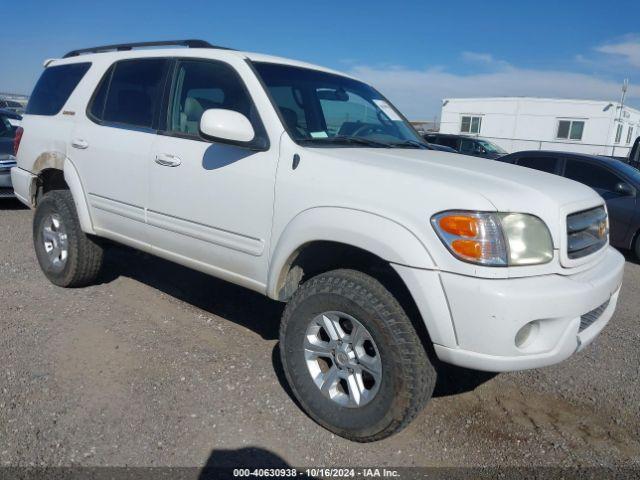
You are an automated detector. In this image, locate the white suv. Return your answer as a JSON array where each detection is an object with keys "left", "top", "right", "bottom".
[{"left": 12, "top": 40, "right": 624, "bottom": 441}]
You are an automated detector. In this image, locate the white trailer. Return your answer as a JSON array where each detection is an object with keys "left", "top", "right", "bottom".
[{"left": 439, "top": 97, "right": 640, "bottom": 157}]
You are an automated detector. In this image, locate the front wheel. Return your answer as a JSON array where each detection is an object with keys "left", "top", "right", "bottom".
[{"left": 279, "top": 269, "right": 436, "bottom": 442}]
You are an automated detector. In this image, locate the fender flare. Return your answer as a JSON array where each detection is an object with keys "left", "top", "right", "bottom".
[
  {"left": 266, "top": 207, "right": 435, "bottom": 299},
  {"left": 28, "top": 151, "right": 95, "bottom": 235},
  {"left": 62, "top": 158, "right": 95, "bottom": 235}
]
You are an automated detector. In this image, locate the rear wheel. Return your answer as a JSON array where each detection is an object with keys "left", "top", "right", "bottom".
[
  {"left": 280, "top": 269, "right": 436, "bottom": 442},
  {"left": 634, "top": 232, "right": 640, "bottom": 261},
  {"left": 33, "top": 190, "right": 104, "bottom": 287}
]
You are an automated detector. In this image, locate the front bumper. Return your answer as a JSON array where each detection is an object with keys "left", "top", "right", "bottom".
[{"left": 394, "top": 246, "right": 624, "bottom": 372}]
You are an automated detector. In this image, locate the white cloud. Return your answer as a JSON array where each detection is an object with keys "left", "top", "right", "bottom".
[
  {"left": 461, "top": 51, "right": 509, "bottom": 68},
  {"left": 347, "top": 62, "right": 638, "bottom": 120},
  {"left": 596, "top": 35, "right": 640, "bottom": 68}
]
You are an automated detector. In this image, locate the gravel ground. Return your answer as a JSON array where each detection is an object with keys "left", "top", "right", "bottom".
[{"left": 1, "top": 198, "right": 639, "bottom": 470}]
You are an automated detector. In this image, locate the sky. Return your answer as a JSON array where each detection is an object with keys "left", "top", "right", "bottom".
[{"left": 1, "top": 0, "right": 640, "bottom": 120}]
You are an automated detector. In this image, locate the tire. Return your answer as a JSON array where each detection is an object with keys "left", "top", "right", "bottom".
[
  {"left": 634, "top": 233, "right": 640, "bottom": 261},
  {"left": 33, "top": 190, "right": 104, "bottom": 288},
  {"left": 280, "top": 269, "right": 436, "bottom": 442}
]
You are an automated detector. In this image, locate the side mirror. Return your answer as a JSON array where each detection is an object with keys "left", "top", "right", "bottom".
[
  {"left": 615, "top": 181, "right": 636, "bottom": 197},
  {"left": 199, "top": 109, "right": 257, "bottom": 148}
]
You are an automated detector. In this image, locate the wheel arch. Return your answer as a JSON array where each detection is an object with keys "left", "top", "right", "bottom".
[
  {"left": 267, "top": 207, "right": 435, "bottom": 302},
  {"left": 28, "top": 151, "right": 95, "bottom": 235}
]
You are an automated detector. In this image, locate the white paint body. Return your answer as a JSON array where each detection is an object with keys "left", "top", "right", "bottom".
[
  {"left": 440, "top": 97, "right": 640, "bottom": 157},
  {"left": 12, "top": 48, "right": 625, "bottom": 372}
]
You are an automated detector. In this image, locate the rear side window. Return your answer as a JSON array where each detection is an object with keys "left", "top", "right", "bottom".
[
  {"left": 90, "top": 58, "right": 169, "bottom": 129},
  {"left": 564, "top": 160, "right": 622, "bottom": 193},
  {"left": 26, "top": 63, "right": 91, "bottom": 116},
  {"left": 517, "top": 157, "right": 559, "bottom": 174}
]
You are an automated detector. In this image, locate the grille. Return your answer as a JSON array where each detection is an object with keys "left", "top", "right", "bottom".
[
  {"left": 566, "top": 207, "right": 608, "bottom": 259},
  {"left": 580, "top": 299, "right": 610, "bottom": 332}
]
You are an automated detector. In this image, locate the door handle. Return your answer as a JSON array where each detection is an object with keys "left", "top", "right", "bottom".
[
  {"left": 71, "top": 138, "right": 89, "bottom": 149},
  {"left": 155, "top": 153, "right": 182, "bottom": 167}
]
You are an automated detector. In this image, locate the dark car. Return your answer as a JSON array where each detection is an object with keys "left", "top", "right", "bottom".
[
  {"left": 0, "top": 109, "right": 21, "bottom": 198},
  {"left": 0, "top": 109, "right": 21, "bottom": 155},
  {"left": 423, "top": 133, "right": 507, "bottom": 159},
  {"left": 424, "top": 142, "right": 457, "bottom": 153},
  {"left": 498, "top": 150, "right": 640, "bottom": 257},
  {"left": 0, "top": 99, "right": 25, "bottom": 114}
]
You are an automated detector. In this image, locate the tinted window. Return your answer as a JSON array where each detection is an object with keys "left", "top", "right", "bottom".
[
  {"left": 565, "top": 160, "right": 623, "bottom": 193},
  {"left": 517, "top": 157, "right": 558, "bottom": 174},
  {"left": 91, "top": 58, "right": 168, "bottom": 129},
  {"left": 168, "top": 60, "right": 253, "bottom": 136},
  {"left": 436, "top": 136, "right": 458, "bottom": 149},
  {"left": 459, "top": 138, "right": 475, "bottom": 153},
  {"left": 26, "top": 63, "right": 91, "bottom": 116}
]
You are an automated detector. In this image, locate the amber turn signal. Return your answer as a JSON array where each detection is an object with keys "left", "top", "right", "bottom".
[
  {"left": 451, "top": 239, "right": 482, "bottom": 259},
  {"left": 438, "top": 215, "right": 479, "bottom": 238}
]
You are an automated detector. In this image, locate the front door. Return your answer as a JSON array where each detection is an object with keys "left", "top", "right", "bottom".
[{"left": 147, "top": 58, "right": 278, "bottom": 289}]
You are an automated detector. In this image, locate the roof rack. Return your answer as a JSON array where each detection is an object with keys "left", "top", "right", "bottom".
[{"left": 63, "top": 39, "right": 231, "bottom": 58}]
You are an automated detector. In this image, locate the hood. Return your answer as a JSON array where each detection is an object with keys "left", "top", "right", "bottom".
[{"left": 307, "top": 147, "right": 603, "bottom": 249}]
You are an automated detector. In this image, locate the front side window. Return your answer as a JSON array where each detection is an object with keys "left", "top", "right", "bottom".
[
  {"left": 564, "top": 160, "right": 623, "bottom": 193},
  {"left": 90, "top": 58, "right": 169, "bottom": 129},
  {"left": 459, "top": 138, "right": 475, "bottom": 153},
  {"left": 517, "top": 157, "right": 558, "bottom": 174},
  {"left": 556, "top": 119, "right": 585, "bottom": 140},
  {"left": 460, "top": 115, "right": 481, "bottom": 134},
  {"left": 26, "top": 62, "right": 91, "bottom": 116},
  {"left": 253, "top": 62, "right": 424, "bottom": 148},
  {"left": 167, "top": 60, "right": 256, "bottom": 136},
  {"left": 476, "top": 139, "right": 506, "bottom": 154}
]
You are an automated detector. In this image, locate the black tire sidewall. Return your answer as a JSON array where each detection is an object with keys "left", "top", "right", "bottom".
[
  {"left": 281, "top": 283, "right": 410, "bottom": 439},
  {"left": 33, "top": 192, "right": 79, "bottom": 286}
]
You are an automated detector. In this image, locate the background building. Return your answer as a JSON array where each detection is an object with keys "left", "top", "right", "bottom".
[{"left": 439, "top": 97, "right": 640, "bottom": 157}]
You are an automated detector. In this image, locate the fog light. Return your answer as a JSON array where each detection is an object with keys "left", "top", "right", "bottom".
[{"left": 515, "top": 321, "right": 539, "bottom": 348}]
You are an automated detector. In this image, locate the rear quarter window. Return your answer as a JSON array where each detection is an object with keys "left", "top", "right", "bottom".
[{"left": 26, "top": 63, "right": 91, "bottom": 116}]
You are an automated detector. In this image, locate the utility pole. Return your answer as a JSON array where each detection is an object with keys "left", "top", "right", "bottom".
[{"left": 612, "top": 79, "right": 629, "bottom": 157}]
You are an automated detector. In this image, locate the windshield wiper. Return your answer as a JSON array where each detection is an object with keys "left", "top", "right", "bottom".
[
  {"left": 387, "top": 139, "right": 429, "bottom": 149},
  {"left": 300, "top": 135, "right": 391, "bottom": 148}
]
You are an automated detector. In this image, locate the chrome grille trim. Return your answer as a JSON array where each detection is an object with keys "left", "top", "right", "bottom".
[
  {"left": 566, "top": 206, "right": 608, "bottom": 259},
  {"left": 580, "top": 299, "right": 610, "bottom": 332}
]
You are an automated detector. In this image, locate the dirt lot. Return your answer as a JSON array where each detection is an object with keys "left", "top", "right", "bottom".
[{"left": 1, "top": 198, "right": 639, "bottom": 470}]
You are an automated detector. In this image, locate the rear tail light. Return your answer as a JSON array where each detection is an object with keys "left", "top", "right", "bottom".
[{"left": 13, "top": 127, "right": 23, "bottom": 157}]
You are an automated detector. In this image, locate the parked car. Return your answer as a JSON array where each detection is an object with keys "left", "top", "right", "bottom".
[
  {"left": 12, "top": 40, "right": 624, "bottom": 442},
  {"left": 498, "top": 150, "right": 640, "bottom": 257},
  {"left": 424, "top": 142, "right": 457, "bottom": 152},
  {"left": 0, "top": 99, "right": 25, "bottom": 115},
  {"left": 423, "top": 133, "right": 507, "bottom": 159},
  {"left": 0, "top": 109, "right": 20, "bottom": 198}
]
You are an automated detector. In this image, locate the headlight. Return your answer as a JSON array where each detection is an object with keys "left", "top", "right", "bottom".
[{"left": 431, "top": 211, "right": 553, "bottom": 266}]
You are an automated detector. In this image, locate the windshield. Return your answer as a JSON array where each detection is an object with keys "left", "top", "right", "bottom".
[
  {"left": 253, "top": 62, "right": 426, "bottom": 148},
  {"left": 477, "top": 139, "right": 507, "bottom": 154}
]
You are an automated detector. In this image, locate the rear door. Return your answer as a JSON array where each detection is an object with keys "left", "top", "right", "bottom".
[
  {"left": 71, "top": 58, "right": 170, "bottom": 246},
  {"left": 563, "top": 159, "right": 636, "bottom": 246}
]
